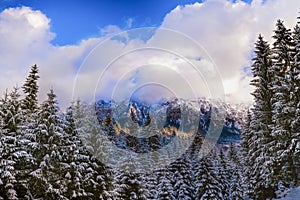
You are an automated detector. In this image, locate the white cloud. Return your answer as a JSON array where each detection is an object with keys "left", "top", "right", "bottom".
[
  {"left": 0, "top": 1, "right": 299, "bottom": 108},
  {"left": 0, "top": 7, "right": 101, "bottom": 107},
  {"left": 100, "top": 25, "right": 122, "bottom": 36},
  {"left": 160, "top": 0, "right": 299, "bottom": 102}
]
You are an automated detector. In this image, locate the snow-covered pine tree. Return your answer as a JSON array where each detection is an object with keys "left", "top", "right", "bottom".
[
  {"left": 0, "top": 87, "right": 34, "bottom": 199},
  {"left": 0, "top": 89, "right": 19, "bottom": 199},
  {"left": 113, "top": 171, "right": 148, "bottom": 200},
  {"left": 84, "top": 156, "right": 113, "bottom": 199},
  {"left": 290, "top": 22, "right": 300, "bottom": 186},
  {"left": 241, "top": 109, "right": 254, "bottom": 198},
  {"left": 28, "top": 89, "right": 67, "bottom": 199},
  {"left": 155, "top": 169, "right": 176, "bottom": 200},
  {"left": 217, "top": 149, "right": 230, "bottom": 199},
  {"left": 231, "top": 168, "right": 244, "bottom": 200},
  {"left": 142, "top": 171, "right": 158, "bottom": 199},
  {"left": 228, "top": 144, "right": 244, "bottom": 199},
  {"left": 168, "top": 158, "right": 195, "bottom": 200},
  {"left": 20, "top": 65, "right": 40, "bottom": 142},
  {"left": 19, "top": 65, "right": 41, "bottom": 196},
  {"left": 0, "top": 106, "right": 3, "bottom": 200},
  {"left": 246, "top": 34, "right": 276, "bottom": 199},
  {"left": 270, "top": 20, "right": 297, "bottom": 190},
  {"left": 63, "top": 102, "right": 113, "bottom": 199},
  {"left": 61, "top": 105, "right": 90, "bottom": 199},
  {"left": 241, "top": 109, "right": 251, "bottom": 155},
  {"left": 21, "top": 64, "right": 39, "bottom": 113},
  {"left": 195, "top": 151, "right": 223, "bottom": 200}
]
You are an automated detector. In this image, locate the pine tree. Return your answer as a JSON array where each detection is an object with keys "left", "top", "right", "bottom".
[
  {"left": 169, "top": 158, "right": 195, "bottom": 200},
  {"left": 195, "top": 152, "right": 223, "bottom": 200},
  {"left": 113, "top": 171, "right": 148, "bottom": 200},
  {"left": 241, "top": 109, "right": 252, "bottom": 194},
  {"left": 246, "top": 34, "right": 276, "bottom": 199},
  {"left": 290, "top": 22, "right": 300, "bottom": 186},
  {"left": 228, "top": 144, "right": 244, "bottom": 199},
  {"left": 142, "top": 171, "right": 158, "bottom": 199},
  {"left": 60, "top": 105, "right": 89, "bottom": 199},
  {"left": 270, "top": 20, "right": 297, "bottom": 190},
  {"left": 0, "top": 91, "right": 18, "bottom": 199},
  {"left": 19, "top": 65, "right": 41, "bottom": 197},
  {"left": 63, "top": 102, "right": 113, "bottom": 199},
  {"left": 0, "top": 88, "right": 34, "bottom": 199},
  {"left": 21, "top": 64, "right": 39, "bottom": 113},
  {"left": 28, "top": 89, "right": 67, "bottom": 199},
  {"left": 155, "top": 169, "right": 176, "bottom": 200},
  {"left": 217, "top": 149, "right": 230, "bottom": 199}
]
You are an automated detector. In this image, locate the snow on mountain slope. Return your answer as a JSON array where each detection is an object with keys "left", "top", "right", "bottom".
[{"left": 96, "top": 98, "right": 249, "bottom": 144}]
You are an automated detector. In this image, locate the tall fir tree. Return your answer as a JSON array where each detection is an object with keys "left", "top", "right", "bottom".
[
  {"left": 20, "top": 65, "right": 41, "bottom": 195},
  {"left": 228, "top": 144, "right": 244, "bottom": 199},
  {"left": 217, "top": 149, "right": 230, "bottom": 199},
  {"left": 63, "top": 102, "right": 113, "bottom": 199},
  {"left": 60, "top": 105, "right": 90, "bottom": 199},
  {"left": 28, "top": 89, "right": 67, "bottom": 199},
  {"left": 195, "top": 152, "right": 223, "bottom": 200},
  {"left": 270, "top": 20, "right": 297, "bottom": 189},
  {"left": 169, "top": 158, "right": 195, "bottom": 200},
  {"left": 21, "top": 64, "right": 39, "bottom": 113},
  {"left": 246, "top": 34, "right": 276, "bottom": 199},
  {"left": 241, "top": 109, "right": 253, "bottom": 196},
  {"left": 113, "top": 171, "right": 148, "bottom": 200},
  {"left": 155, "top": 169, "right": 176, "bottom": 200},
  {"left": 290, "top": 22, "right": 300, "bottom": 186},
  {"left": 0, "top": 88, "right": 35, "bottom": 199},
  {"left": 0, "top": 89, "right": 19, "bottom": 199}
]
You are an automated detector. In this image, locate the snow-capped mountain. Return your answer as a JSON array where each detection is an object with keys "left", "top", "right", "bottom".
[{"left": 95, "top": 98, "right": 247, "bottom": 146}]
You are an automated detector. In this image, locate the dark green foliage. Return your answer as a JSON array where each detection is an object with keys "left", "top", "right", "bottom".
[
  {"left": 0, "top": 66, "right": 113, "bottom": 199},
  {"left": 169, "top": 158, "right": 195, "bottom": 200},
  {"left": 195, "top": 152, "right": 223, "bottom": 200},
  {"left": 21, "top": 64, "right": 39, "bottom": 113},
  {"left": 0, "top": 88, "right": 34, "bottom": 199},
  {"left": 113, "top": 172, "right": 148, "bottom": 200},
  {"left": 243, "top": 17, "right": 300, "bottom": 199},
  {"left": 246, "top": 34, "right": 276, "bottom": 199}
]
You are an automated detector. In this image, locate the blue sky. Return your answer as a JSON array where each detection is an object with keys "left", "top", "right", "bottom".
[{"left": 0, "top": 0, "right": 252, "bottom": 45}]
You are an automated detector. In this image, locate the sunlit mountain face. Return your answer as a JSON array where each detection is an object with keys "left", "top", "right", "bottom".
[{"left": 95, "top": 97, "right": 245, "bottom": 154}]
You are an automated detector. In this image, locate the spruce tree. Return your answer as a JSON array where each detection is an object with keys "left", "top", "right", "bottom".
[
  {"left": 270, "top": 20, "right": 297, "bottom": 189},
  {"left": 195, "top": 152, "right": 223, "bottom": 200},
  {"left": 228, "top": 144, "right": 244, "bottom": 199},
  {"left": 0, "top": 88, "right": 34, "bottom": 199},
  {"left": 290, "top": 23, "right": 300, "bottom": 186},
  {"left": 20, "top": 65, "right": 41, "bottom": 196},
  {"left": 21, "top": 64, "right": 39, "bottom": 113},
  {"left": 63, "top": 102, "right": 113, "bottom": 199},
  {"left": 60, "top": 105, "right": 89, "bottom": 199},
  {"left": 28, "top": 89, "right": 66, "bottom": 199},
  {"left": 0, "top": 90, "right": 18, "bottom": 199},
  {"left": 218, "top": 149, "right": 230, "bottom": 199},
  {"left": 142, "top": 171, "right": 158, "bottom": 199},
  {"left": 169, "top": 158, "right": 194, "bottom": 200},
  {"left": 156, "top": 169, "right": 176, "bottom": 200},
  {"left": 246, "top": 34, "right": 276, "bottom": 199},
  {"left": 113, "top": 171, "right": 148, "bottom": 200}
]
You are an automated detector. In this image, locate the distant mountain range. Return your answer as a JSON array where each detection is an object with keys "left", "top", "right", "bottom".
[{"left": 95, "top": 98, "right": 247, "bottom": 153}]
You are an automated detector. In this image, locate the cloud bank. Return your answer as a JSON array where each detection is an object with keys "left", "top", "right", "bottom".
[{"left": 0, "top": 0, "right": 299, "bottom": 108}]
